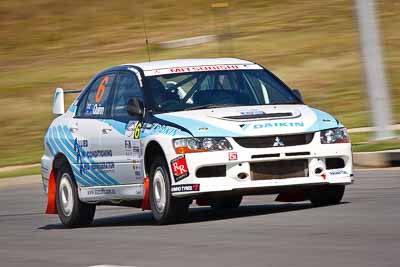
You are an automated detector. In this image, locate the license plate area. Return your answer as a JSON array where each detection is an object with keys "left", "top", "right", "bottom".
[{"left": 250, "top": 159, "right": 309, "bottom": 180}]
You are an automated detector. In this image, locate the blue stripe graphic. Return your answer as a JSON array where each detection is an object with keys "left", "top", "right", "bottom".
[
  {"left": 306, "top": 108, "right": 339, "bottom": 132},
  {"left": 52, "top": 127, "right": 106, "bottom": 186},
  {"left": 59, "top": 125, "right": 120, "bottom": 185},
  {"left": 54, "top": 126, "right": 108, "bottom": 185},
  {"left": 47, "top": 128, "right": 90, "bottom": 186},
  {"left": 49, "top": 128, "right": 92, "bottom": 186}
]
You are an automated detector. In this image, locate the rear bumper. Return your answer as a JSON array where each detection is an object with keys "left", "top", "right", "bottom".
[{"left": 41, "top": 154, "right": 53, "bottom": 194}]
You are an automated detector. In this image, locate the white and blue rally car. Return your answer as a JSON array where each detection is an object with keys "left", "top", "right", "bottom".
[{"left": 41, "top": 58, "right": 353, "bottom": 227}]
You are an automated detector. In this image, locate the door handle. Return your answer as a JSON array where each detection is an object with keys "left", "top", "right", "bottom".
[
  {"left": 69, "top": 126, "right": 79, "bottom": 133},
  {"left": 102, "top": 126, "right": 113, "bottom": 134}
]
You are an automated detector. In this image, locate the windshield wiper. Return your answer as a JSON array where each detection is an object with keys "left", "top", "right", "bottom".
[{"left": 185, "top": 103, "right": 241, "bottom": 111}]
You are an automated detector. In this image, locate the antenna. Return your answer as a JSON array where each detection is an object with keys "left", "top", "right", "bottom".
[{"left": 142, "top": 15, "right": 151, "bottom": 62}]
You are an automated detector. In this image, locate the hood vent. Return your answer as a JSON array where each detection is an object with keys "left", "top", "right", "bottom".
[{"left": 223, "top": 112, "right": 293, "bottom": 120}]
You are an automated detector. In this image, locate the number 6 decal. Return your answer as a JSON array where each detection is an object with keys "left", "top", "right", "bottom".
[{"left": 96, "top": 76, "right": 109, "bottom": 103}]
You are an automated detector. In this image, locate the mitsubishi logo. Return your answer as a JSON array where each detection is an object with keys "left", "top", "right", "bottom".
[{"left": 273, "top": 137, "right": 285, "bottom": 147}]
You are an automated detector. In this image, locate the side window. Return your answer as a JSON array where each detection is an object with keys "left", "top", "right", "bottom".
[
  {"left": 79, "top": 74, "right": 116, "bottom": 117},
  {"left": 111, "top": 72, "right": 142, "bottom": 118}
]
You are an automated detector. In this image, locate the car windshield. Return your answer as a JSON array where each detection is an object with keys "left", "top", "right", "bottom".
[{"left": 145, "top": 69, "right": 302, "bottom": 113}]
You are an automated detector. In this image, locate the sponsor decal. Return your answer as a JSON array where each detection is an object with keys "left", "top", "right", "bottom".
[
  {"left": 142, "top": 123, "right": 178, "bottom": 136},
  {"left": 132, "top": 160, "right": 140, "bottom": 171},
  {"left": 85, "top": 103, "right": 105, "bottom": 115},
  {"left": 170, "top": 65, "right": 239, "bottom": 73},
  {"left": 241, "top": 121, "right": 305, "bottom": 130},
  {"left": 87, "top": 188, "right": 116, "bottom": 196},
  {"left": 124, "top": 140, "right": 141, "bottom": 160},
  {"left": 171, "top": 184, "right": 200, "bottom": 193},
  {"left": 126, "top": 150, "right": 133, "bottom": 160},
  {"left": 132, "top": 145, "right": 140, "bottom": 154},
  {"left": 145, "top": 64, "right": 262, "bottom": 76},
  {"left": 73, "top": 138, "right": 113, "bottom": 174},
  {"left": 198, "top": 127, "right": 208, "bottom": 132},
  {"left": 76, "top": 149, "right": 113, "bottom": 162},
  {"left": 240, "top": 110, "right": 265, "bottom": 116},
  {"left": 83, "top": 150, "right": 112, "bottom": 159},
  {"left": 80, "top": 162, "right": 115, "bottom": 173},
  {"left": 125, "top": 140, "right": 132, "bottom": 149},
  {"left": 74, "top": 138, "right": 88, "bottom": 149},
  {"left": 126, "top": 121, "right": 137, "bottom": 137},
  {"left": 228, "top": 152, "right": 238, "bottom": 161},
  {"left": 171, "top": 155, "right": 189, "bottom": 182},
  {"left": 329, "top": 170, "right": 348, "bottom": 176}
]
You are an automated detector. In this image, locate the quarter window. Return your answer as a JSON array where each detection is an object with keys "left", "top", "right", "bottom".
[{"left": 82, "top": 74, "right": 116, "bottom": 117}]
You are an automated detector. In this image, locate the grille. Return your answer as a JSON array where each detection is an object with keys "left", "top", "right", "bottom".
[
  {"left": 250, "top": 159, "right": 308, "bottom": 180},
  {"left": 234, "top": 133, "right": 314, "bottom": 148}
]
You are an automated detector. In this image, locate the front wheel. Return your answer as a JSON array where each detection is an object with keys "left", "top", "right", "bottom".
[
  {"left": 309, "top": 185, "right": 345, "bottom": 206},
  {"left": 149, "top": 157, "right": 190, "bottom": 224},
  {"left": 56, "top": 165, "right": 96, "bottom": 228}
]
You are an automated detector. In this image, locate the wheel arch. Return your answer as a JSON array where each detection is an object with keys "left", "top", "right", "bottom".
[
  {"left": 144, "top": 141, "right": 168, "bottom": 177},
  {"left": 52, "top": 153, "right": 74, "bottom": 182}
]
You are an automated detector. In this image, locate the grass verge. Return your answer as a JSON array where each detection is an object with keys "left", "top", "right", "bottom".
[{"left": 0, "top": 166, "right": 41, "bottom": 179}]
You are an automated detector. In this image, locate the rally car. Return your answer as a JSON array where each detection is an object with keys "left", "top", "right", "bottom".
[{"left": 41, "top": 58, "right": 353, "bottom": 227}]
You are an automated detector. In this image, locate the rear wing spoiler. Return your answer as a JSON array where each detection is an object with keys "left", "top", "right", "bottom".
[{"left": 53, "top": 87, "right": 81, "bottom": 115}]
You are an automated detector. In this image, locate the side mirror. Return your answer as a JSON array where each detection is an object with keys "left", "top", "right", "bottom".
[
  {"left": 127, "top": 98, "right": 144, "bottom": 117},
  {"left": 292, "top": 89, "right": 304, "bottom": 102}
]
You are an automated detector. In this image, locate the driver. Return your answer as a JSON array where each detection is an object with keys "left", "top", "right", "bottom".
[{"left": 147, "top": 78, "right": 179, "bottom": 108}]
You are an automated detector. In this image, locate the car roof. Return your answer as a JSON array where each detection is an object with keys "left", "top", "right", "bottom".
[{"left": 123, "top": 58, "right": 257, "bottom": 71}]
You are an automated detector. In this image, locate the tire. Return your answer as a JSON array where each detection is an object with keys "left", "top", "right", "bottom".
[
  {"left": 149, "top": 157, "right": 190, "bottom": 224},
  {"left": 56, "top": 165, "right": 96, "bottom": 228},
  {"left": 210, "top": 196, "right": 243, "bottom": 210},
  {"left": 309, "top": 185, "right": 345, "bottom": 207}
]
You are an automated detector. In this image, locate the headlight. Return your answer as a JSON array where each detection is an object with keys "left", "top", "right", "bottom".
[
  {"left": 173, "top": 137, "right": 233, "bottom": 154},
  {"left": 320, "top": 127, "right": 350, "bottom": 144}
]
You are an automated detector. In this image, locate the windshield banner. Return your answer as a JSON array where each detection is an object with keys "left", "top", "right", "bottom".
[{"left": 144, "top": 64, "right": 263, "bottom": 76}]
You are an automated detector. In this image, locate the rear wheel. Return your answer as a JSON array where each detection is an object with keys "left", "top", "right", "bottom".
[
  {"left": 56, "top": 165, "right": 96, "bottom": 227},
  {"left": 150, "top": 157, "right": 190, "bottom": 224},
  {"left": 210, "top": 196, "right": 243, "bottom": 210},
  {"left": 309, "top": 185, "right": 345, "bottom": 206}
]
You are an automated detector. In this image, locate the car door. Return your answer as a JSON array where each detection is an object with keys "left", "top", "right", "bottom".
[
  {"left": 69, "top": 73, "right": 120, "bottom": 187},
  {"left": 99, "top": 71, "right": 144, "bottom": 185}
]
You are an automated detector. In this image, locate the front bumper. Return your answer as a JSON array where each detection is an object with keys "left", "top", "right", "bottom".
[{"left": 169, "top": 133, "right": 353, "bottom": 197}]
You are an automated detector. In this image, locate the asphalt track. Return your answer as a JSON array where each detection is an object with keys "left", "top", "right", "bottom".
[{"left": 0, "top": 169, "right": 399, "bottom": 267}]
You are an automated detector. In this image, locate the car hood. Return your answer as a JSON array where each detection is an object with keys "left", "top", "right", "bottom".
[{"left": 154, "top": 105, "right": 341, "bottom": 137}]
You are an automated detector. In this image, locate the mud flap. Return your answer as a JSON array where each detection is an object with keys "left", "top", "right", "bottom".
[
  {"left": 275, "top": 191, "right": 307, "bottom": 202},
  {"left": 45, "top": 169, "right": 58, "bottom": 214},
  {"left": 196, "top": 199, "right": 209, "bottom": 206},
  {"left": 141, "top": 176, "right": 151, "bottom": 210}
]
